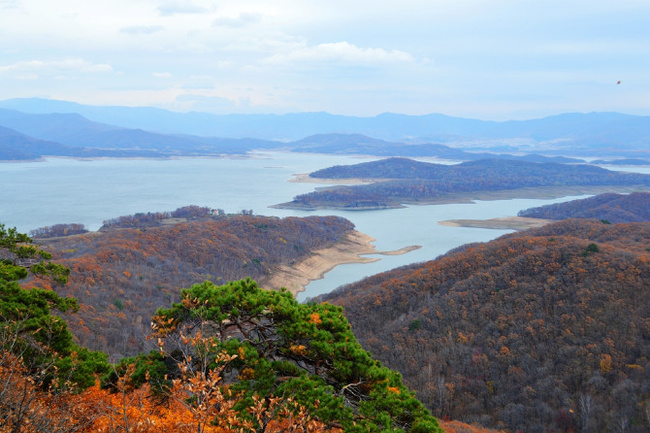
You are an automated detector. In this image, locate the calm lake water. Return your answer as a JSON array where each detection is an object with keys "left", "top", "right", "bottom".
[{"left": 1, "top": 152, "right": 640, "bottom": 300}]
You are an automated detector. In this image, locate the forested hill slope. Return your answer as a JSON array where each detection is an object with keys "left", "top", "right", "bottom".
[
  {"left": 518, "top": 191, "right": 650, "bottom": 222},
  {"left": 320, "top": 220, "right": 650, "bottom": 432},
  {"left": 28, "top": 211, "right": 355, "bottom": 359}
]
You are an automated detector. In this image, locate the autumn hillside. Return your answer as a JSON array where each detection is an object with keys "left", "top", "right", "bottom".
[
  {"left": 518, "top": 191, "right": 650, "bottom": 223},
  {"left": 28, "top": 210, "right": 355, "bottom": 359},
  {"left": 321, "top": 220, "right": 650, "bottom": 432},
  {"left": 2, "top": 221, "right": 445, "bottom": 432}
]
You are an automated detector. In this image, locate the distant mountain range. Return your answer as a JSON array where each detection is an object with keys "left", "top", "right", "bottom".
[
  {"left": 0, "top": 106, "right": 579, "bottom": 162},
  {"left": 1, "top": 97, "right": 649, "bottom": 158}
]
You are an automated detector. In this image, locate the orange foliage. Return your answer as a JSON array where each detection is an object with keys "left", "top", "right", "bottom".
[
  {"left": 0, "top": 350, "right": 331, "bottom": 433},
  {"left": 439, "top": 420, "right": 506, "bottom": 433},
  {"left": 308, "top": 312, "right": 322, "bottom": 325}
]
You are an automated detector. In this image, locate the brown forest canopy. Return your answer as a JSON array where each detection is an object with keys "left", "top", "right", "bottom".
[
  {"left": 321, "top": 220, "right": 650, "bottom": 433},
  {"left": 28, "top": 211, "right": 355, "bottom": 359},
  {"left": 518, "top": 191, "right": 650, "bottom": 223}
]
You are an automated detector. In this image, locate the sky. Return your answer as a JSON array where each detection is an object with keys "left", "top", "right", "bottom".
[{"left": 1, "top": 0, "right": 649, "bottom": 120}]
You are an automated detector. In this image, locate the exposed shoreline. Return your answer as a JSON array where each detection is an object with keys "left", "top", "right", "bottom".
[
  {"left": 439, "top": 216, "right": 552, "bottom": 230},
  {"left": 289, "top": 173, "right": 380, "bottom": 185},
  {"left": 259, "top": 230, "right": 421, "bottom": 297}
]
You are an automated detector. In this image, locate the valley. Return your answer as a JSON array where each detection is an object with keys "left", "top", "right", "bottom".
[{"left": 2, "top": 100, "right": 650, "bottom": 433}]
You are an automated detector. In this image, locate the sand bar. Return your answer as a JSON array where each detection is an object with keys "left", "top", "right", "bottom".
[
  {"left": 289, "top": 173, "right": 385, "bottom": 185},
  {"left": 260, "top": 230, "right": 420, "bottom": 297},
  {"left": 439, "top": 216, "right": 551, "bottom": 230}
]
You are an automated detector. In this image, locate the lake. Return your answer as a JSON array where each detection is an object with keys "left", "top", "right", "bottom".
[{"left": 1, "top": 152, "right": 629, "bottom": 300}]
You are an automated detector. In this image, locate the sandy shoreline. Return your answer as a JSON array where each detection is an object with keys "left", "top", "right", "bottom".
[
  {"left": 259, "top": 230, "right": 421, "bottom": 297},
  {"left": 289, "top": 173, "right": 384, "bottom": 185},
  {"left": 439, "top": 216, "right": 551, "bottom": 230}
]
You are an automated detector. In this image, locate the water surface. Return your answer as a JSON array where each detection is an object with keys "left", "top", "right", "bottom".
[{"left": 0, "top": 153, "right": 614, "bottom": 299}]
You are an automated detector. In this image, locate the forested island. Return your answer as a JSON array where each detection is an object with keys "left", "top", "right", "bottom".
[
  {"left": 275, "top": 158, "right": 650, "bottom": 210},
  {"left": 439, "top": 192, "right": 650, "bottom": 230},
  {"left": 321, "top": 219, "right": 650, "bottom": 432}
]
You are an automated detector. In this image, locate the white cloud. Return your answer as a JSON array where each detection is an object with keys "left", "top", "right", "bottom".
[
  {"left": 0, "top": 59, "right": 113, "bottom": 78},
  {"left": 1, "top": 0, "right": 649, "bottom": 118},
  {"left": 0, "top": 0, "right": 20, "bottom": 10},
  {"left": 157, "top": 0, "right": 211, "bottom": 16},
  {"left": 212, "top": 12, "right": 262, "bottom": 28},
  {"left": 120, "top": 25, "right": 165, "bottom": 35},
  {"left": 263, "top": 41, "right": 415, "bottom": 67}
]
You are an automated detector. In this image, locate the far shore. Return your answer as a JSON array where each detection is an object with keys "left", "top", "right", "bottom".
[
  {"left": 439, "top": 216, "right": 551, "bottom": 230},
  {"left": 259, "top": 230, "right": 421, "bottom": 297}
]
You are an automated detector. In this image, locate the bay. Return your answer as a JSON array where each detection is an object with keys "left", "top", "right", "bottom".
[{"left": 0, "top": 153, "right": 606, "bottom": 300}]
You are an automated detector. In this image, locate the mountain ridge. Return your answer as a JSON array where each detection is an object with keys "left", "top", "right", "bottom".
[{"left": 1, "top": 98, "right": 649, "bottom": 155}]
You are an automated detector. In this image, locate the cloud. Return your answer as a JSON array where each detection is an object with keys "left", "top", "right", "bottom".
[
  {"left": 1, "top": 0, "right": 19, "bottom": 10},
  {"left": 0, "top": 59, "right": 113, "bottom": 79},
  {"left": 212, "top": 12, "right": 262, "bottom": 28},
  {"left": 120, "top": 25, "right": 165, "bottom": 35},
  {"left": 263, "top": 41, "right": 414, "bottom": 67},
  {"left": 157, "top": 1, "right": 210, "bottom": 16}
]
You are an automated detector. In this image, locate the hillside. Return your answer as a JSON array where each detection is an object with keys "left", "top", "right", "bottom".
[
  {"left": 276, "top": 158, "right": 650, "bottom": 210},
  {"left": 518, "top": 192, "right": 650, "bottom": 222},
  {"left": 320, "top": 220, "right": 650, "bottom": 432},
  {"left": 28, "top": 210, "right": 356, "bottom": 359},
  {"left": 1, "top": 225, "right": 442, "bottom": 432}
]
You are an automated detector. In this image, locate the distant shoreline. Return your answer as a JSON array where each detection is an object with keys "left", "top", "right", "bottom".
[{"left": 259, "top": 230, "right": 421, "bottom": 297}]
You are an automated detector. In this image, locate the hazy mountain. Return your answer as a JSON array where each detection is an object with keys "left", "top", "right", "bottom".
[
  {"left": 0, "top": 124, "right": 182, "bottom": 160},
  {"left": 0, "top": 108, "right": 283, "bottom": 158},
  {"left": 291, "top": 133, "right": 583, "bottom": 162},
  {"left": 0, "top": 106, "right": 581, "bottom": 161},
  {"left": 0, "top": 125, "right": 71, "bottom": 160},
  {"left": 1, "top": 98, "right": 649, "bottom": 156}
]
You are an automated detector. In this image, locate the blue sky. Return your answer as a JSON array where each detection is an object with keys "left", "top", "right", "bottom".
[{"left": 1, "top": 0, "right": 649, "bottom": 119}]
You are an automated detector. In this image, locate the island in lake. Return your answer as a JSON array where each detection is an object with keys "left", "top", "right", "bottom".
[
  {"left": 274, "top": 157, "right": 650, "bottom": 210},
  {"left": 438, "top": 191, "right": 650, "bottom": 229}
]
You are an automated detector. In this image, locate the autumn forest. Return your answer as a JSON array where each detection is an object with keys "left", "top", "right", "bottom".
[{"left": 3, "top": 186, "right": 650, "bottom": 433}]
